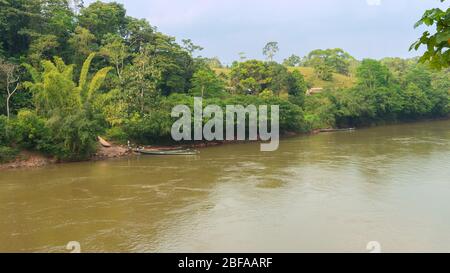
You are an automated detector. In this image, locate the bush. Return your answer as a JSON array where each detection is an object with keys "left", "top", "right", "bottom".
[
  {"left": 124, "top": 94, "right": 309, "bottom": 145},
  {"left": 304, "top": 93, "right": 338, "bottom": 129},
  {"left": 105, "top": 126, "right": 128, "bottom": 143},
  {"left": 0, "top": 146, "right": 19, "bottom": 163},
  {"left": 0, "top": 115, "right": 11, "bottom": 146},
  {"left": 125, "top": 111, "right": 174, "bottom": 144},
  {"left": 7, "top": 109, "right": 101, "bottom": 161},
  {"left": 47, "top": 110, "right": 103, "bottom": 161},
  {"left": 12, "top": 109, "right": 53, "bottom": 152}
]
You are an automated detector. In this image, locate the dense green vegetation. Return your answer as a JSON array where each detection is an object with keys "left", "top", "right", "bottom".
[
  {"left": 304, "top": 59, "right": 449, "bottom": 129},
  {"left": 411, "top": 0, "right": 449, "bottom": 69},
  {"left": 0, "top": 0, "right": 448, "bottom": 163}
]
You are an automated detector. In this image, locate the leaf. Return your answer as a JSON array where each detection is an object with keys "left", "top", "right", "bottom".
[
  {"left": 22, "top": 63, "right": 41, "bottom": 82},
  {"left": 79, "top": 53, "right": 96, "bottom": 91},
  {"left": 436, "top": 31, "right": 450, "bottom": 43},
  {"left": 87, "top": 67, "right": 113, "bottom": 100}
]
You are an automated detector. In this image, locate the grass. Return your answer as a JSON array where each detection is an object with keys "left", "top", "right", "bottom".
[
  {"left": 214, "top": 66, "right": 356, "bottom": 90},
  {"left": 288, "top": 67, "right": 356, "bottom": 89}
]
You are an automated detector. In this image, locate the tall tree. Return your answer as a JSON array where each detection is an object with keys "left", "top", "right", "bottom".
[
  {"left": 283, "top": 54, "right": 302, "bottom": 67},
  {"left": 0, "top": 0, "right": 76, "bottom": 64},
  {"left": 0, "top": 58, "right": 21, "bottom": 118},
  {"left": 182, "top": 39, "right": 203, "bottom": 57},
  {"left": 263, "top": 42, "right": 279, "bottom": 62},
  {"left": 356, "top": 59, "right": 392, "bottom": 90},
  {"left": 189, "top": 68, "right": 225, "bottom": 98},
  {"left": 124, "top": 46, "right": 161, "bottom": 114},
  {"left": 287, "top": 70, "right": 307, "bottom": 106},
  {"left": 100, "top": 34, "right": 129, "bottom": 84},
  {"left": 78, "top": 1, "right": 128, "bottom": 41},
  {"left": 304, "top": 48, "right": 353, "bottom": 75},
  {"left": 68, "top": 26, "right": 97, "bottom": 65}
]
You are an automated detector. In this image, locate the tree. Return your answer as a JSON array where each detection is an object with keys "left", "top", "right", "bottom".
[
  {"left": 381, "top": 57, "right": 414, "bottom": 79},
  {"left": 0, "top": 58, "right": 21, "bottom": 119},
  {"left": 263, "top": 42, "right": 279, "bottom": 61},
  {"left": 124, "top": 46, "right": 161, "bottom": 114},
  {"left": 287, "top": 70, "right": 307, "bottom": 106},
  {"left": 203, "top": 57, "right": 222, "bottom": 69},
  {"left": 356, "top": 59, "right": 392, "bottom": 90},
  {"left": 230, "top": 60, "right": 302, "bottom": 97},
  {"left": 20, "top": 54, "right": 112, "bottom": 160},
  {"left": 28, "top": 34, "right": 60, "bottom": 66},
  {"left": 0, "top": 0, "right": 74, "bottom": 61},
  {"left": 189, "top": 68, "right": 225, "bottom": 98},
  {"left": 283, "top": 54, "right": 302, "bottom": 67},
  {"left": 313, "top": 61, "right": 333, "bottom": 81},
  {"left": 230, "top": 60, "right": 269, "bottom": 94},
  {"left": 79, "top": 1, "right": 128, "bottom": 41},
  {"left": 304, "top": 48, "right": 353, "bottom": 75},
  {"left": 182, "top": 39, "right": 203, "bottom": 57},
  {"left": 410, "top": 0, "right": 449, "bottom": 69},
  {"left": 400, "top": 83, "right": 432, "bottom": 117},
  {"left": 23, "top": 53, "right": 112, "bottom": 117},
  {"left": 125, "top": 18, "right": 155, "bottom": 52},
  {"left": 403, "top": 65, "right": 432, "bottom": 92},
  {"left": 100, "top": 34, "right": 129, "bottom": 84},
  {"left": 68, "top": 26, "right": 97, "bottom": 65}
]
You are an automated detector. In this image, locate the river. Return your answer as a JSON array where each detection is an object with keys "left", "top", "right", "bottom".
[{"left": 1, "top": 120, "right": 449, "bottom": 252}]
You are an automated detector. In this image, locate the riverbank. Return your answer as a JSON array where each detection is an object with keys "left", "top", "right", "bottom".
[
  {"left": 0, "top": 136, "right": 290, "bottom": 169},
  {"left": 0, "top": 151, "right": 56, "bottom": 170},
  {"left": 1, "top": 117, "right": 448, "bottom": 170},
  {"left": 0, "top": 144, "right": 131, "bottom": 170}
]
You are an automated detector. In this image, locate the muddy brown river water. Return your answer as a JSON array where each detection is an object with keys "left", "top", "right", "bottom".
[{"left": 0, "top": 120, "right": 449, "bottom": 252}]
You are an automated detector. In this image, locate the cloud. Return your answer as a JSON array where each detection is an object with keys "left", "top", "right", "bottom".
[{"left": 366, "top": 0, "right": 381, "bottom": 6}]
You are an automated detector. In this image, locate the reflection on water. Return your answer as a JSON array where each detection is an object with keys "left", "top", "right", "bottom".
[{"left": 0, "top": 120, "right": 450, "bottom": 252}]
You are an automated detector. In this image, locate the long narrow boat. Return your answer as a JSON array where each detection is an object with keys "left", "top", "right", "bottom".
[
  {"left": 134, "top": 149, "right": 199, "bottom": 156},
  {"left": 319, "top": 128, "right": 355, "bottom": 133}
]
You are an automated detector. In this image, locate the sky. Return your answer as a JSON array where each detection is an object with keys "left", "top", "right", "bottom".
[{"left": 84, "top": 0, "right": 447, "bottom": 65}]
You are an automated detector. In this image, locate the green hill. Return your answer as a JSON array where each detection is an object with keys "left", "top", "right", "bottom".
[
  {"left": 288, "top": 67, "right": 356, "bottom": 89},
  {"left": 214, "top": 66, "right": 356, "bottom": 90}
]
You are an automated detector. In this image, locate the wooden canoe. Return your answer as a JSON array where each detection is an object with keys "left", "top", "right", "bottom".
[
  {"left": 135, "top": 149, "right": 199, "bottom": 156},
  {"left": 319, "top": 128, "right": 355, "bottom": 133},
  {"left": 98, "top": 136, "right": 112, "bottom": 148}
]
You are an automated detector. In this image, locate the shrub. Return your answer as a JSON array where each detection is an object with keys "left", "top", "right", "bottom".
[
  {"left": 0, "top": 115, "right": 11, "bottom": 146},
  {"left": 125, "top": 111, "right": 174, "bottom": 144},
  {"left": 105, "top": 126, "right": 128, "bottom": 143},
  {"left": 125, "top": 94, "right": 309, "bottom": 145},
  {"left": 12, "top": 110, "right": 53, "bottom": 152},
  {"left": 47, "top": 110, "right": 103, "bottom": 161},
  {"left": 0, "top": 146, "right": 19, "bottom": 163}
]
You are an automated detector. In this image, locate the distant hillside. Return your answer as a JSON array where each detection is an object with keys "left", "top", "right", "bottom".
[
  {"left": 288, "top": 67, "right": 356, "bottom": 90},
  {"left": 214, "top": 66, "right": 356, "bottom": 90}
]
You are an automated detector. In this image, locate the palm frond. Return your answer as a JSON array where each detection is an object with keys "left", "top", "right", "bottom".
[
  {"left": 79, "top": 53, "right": 96, "bottom": 91},
  {"left": 87, "top": 67, "right": 113, "bottom": 100}
]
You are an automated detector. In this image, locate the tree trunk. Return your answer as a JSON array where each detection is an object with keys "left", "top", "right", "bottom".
[{"left": 6, "top": 94, "right": 10, "bottom": 119}]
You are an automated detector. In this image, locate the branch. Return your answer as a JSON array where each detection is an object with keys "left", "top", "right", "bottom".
[{"left": 10, "top": 82, "right": 20, "bottom": 97}]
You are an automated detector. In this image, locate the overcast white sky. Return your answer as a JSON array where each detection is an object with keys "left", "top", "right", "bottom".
[{"left": 84, "top": 0, "right": 447, "bottom": 64}]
